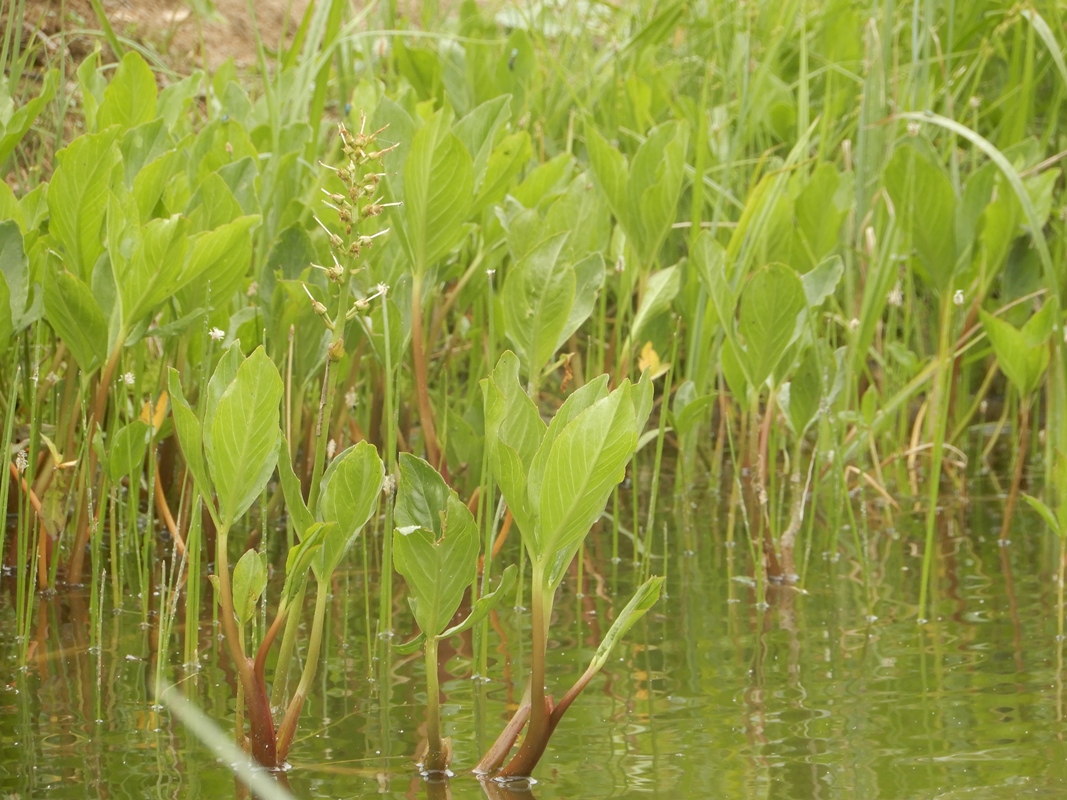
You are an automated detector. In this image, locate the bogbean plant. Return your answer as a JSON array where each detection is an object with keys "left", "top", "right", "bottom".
[{"left": 4, "top": 0, "right": 1067, "bottom": 783}]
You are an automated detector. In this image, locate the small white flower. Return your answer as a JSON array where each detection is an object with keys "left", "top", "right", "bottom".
[
  {"left": 246, "top": 281, "right": 258, "bottom": 298},
  {"left": 969, "top": 96, "right": 981, "bottom": 110},
  {"left": 382, "top": 474, "right": 396, "bottom": 496},
  {"left": 887, "top": 283, "right": 903, "bottom": 307},
  {"left": 46, "top": 371, "right": 59, "bottom": 385},
  {"left": 122, "top": 372, "right": 136, "bottom": 386},
  {"left": 376, "top": 282, "right": 389, "bottom": 297},
  {"left": 849, "top": 318, "right": 860, "bottom": 332},
  {"left": 344, "top": 388, "right": 358, "bottom": 409},
  {"left": 209, "top": 327, "right": 225, "bottom": 342},
  {"left": 953, "top": 290, "right": 964, "bottom": 307},
  {"left": 486, "top": 268, "right": 496, "bottom": 278},
  {"left": 907, "top": 121, "right": 921, "bottom": 137},
  {"left": 326, "top": 439, "right": 337, "bottom": 459},
  {"left": 15, "top": 450, "right": 28, "bottom": 473}
]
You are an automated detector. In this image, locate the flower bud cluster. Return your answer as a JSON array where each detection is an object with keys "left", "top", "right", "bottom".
[{"left": 305, "top": 116, "right": 398, "bottom": 353}]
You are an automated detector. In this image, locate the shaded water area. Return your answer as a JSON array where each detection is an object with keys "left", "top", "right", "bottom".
[{"left": 3, "top": 494, "right": 1067, "bottom": 799}]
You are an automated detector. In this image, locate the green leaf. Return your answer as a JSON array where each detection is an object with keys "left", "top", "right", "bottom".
[
  {"left": 670, "top": 381, "right": 715, "bottom": 437},
  {"left": 117, "top": 214, "right": 190, "bottom": 328},
  {"left": 454, "top": 95, "right": 511, "bottom": 188},
  {"left": 207, "top": 347, "right": 283, "bottom": 529},
  {"left": 391, "top": 632, "right": 427, "bottom": 655},
  {"left": 556, "top": 253, "right": 605, "bottom": 351},
  {"left": 393, "top": 454, "right": 480, "bottom": 637},
  {"left": 538, "top": 384, "right": 638, "bottom": 585},
  {"left": 473, "top": 131, "right": 533, "bottom": 214},
  {"left": 43, "top": 269, "right": 108, "bottom": 374},
  {"left": 232, "top": 548, "right": 267, "bottom": 626},
  {"left": 801, "top": 256, "right": 843, "bottom": 308},
  {"left": 167, "top": 369, "right": 212, "bottom": 499},
  {"left": 277, "top": 439, "right": 313, "bottom": 540},
  {"left": 691, "top": 232, "right": 733, "bottom": 336},
  {"left": 0, "top": 274, "right": 10, "bottom": 356},
  {"left": 177, "top": 215, "right": 260, "bottom": 313},
  {"left": 1023, "top": 494, "right": 1062, "bottom": 538},
  {"left": 98, "top": 52, "right": 158, "bottom": 132},
  {"left": 627, "top": 121, "right": 689, "bottom": 267},
  {"left": 737, "top": 264, "right": 806, "bottom": 389},
  {"left": 318, "top": 442, "right": 384, "bottom": 572},
  {"left": 795, "top": 163, "right": 843, "bottom": 267},
  {"left": 586, "top": 576, "right": 664, "bottom": 674},
  {"left": 884, "top": 144, "right": 958, "bottom": 291},
  {"left": 630, "top": 264, "right": 680, "bottom": 347},
  {"left": 783, "top": 347, "right": 821, "bottom": 435},
  {"left": 0, "top": 70, "right": 56, "bottom": 164},
  {"left": 202, "top": 342, "right": 243, "bottom": 457},
  {"left": 502, "top": 231, "right": 574, "bottom": 381},
  {"left": 441, "top": 563, "right": 518, "bottom": 638},
  {"left": 107, "top": 420, "right": 151, "bottom": 483},
  {"left": 585, "top": 126, "right": 632, "bottom": 237},
  {"left": 47, "top": 128, "right": 121, "bottom": 278},
  {"left": 481, "top": 352, "right": 546, "bottom": 537},
  {"left": 0, "top": 220, "right": 28, "bottom": 330},
  {"left": 398, "top": 110, "right": 474, "bottom": 276},
  {"left": 979, "top": 308, "right": 1050, "bottom": 398},
  {"left": 279, "top": 522, "right": 329, "bottom": 606},
  {"left": 394, "top": 452, "right": 451, "bottom": 536}
]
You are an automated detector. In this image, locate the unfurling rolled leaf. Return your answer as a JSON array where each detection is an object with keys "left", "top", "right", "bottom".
[
  {"left": 279, "top": 522, "right": 331, "bottom": 607},
  {"left": 232, "top": 548, "right": 267, "bottom": 626},
  {"left": 442, "top": 564, "right": 518, "bottom": 638},
  {"left": 587, "top": 576, "right": 664, "bottom": 675}
]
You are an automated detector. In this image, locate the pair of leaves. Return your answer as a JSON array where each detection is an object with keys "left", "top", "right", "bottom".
[
  {"left": 277, "top": 437, "right": 384, "bottom": 580},
  {"left": 482, "top": 351, "right": 652, "bottom": 590},
  {"left": 586, "top": 120, "right": 689, "bottom": 268},
  {"left": 392, "top": 453, "right": 516, "bottom": 648},
  {"left": 979, "top": 301, "right": 1056, "bottom": 398},
  {"left": 501, "top": 232, "right": 605, "bottom": 384}
]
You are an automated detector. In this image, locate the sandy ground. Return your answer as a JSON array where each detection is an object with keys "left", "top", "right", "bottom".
[{"left": 21, "top": 0, "right": 314, "bottom": 73}]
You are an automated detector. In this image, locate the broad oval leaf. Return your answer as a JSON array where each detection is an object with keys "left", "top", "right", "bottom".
[
  {"left": 107, "top": 419, "right": 151, "bottom": 483},
  {"left": 207, "top": 347, "right": 283, "bottom": 529},
  {"left": 501, "top": 231, "right": 574, "bottom": 382},
  {"left": 318, "top": 441, "right": 384, "bottom": 573},
  {"left": 979, "top": 308, "right": 1050, "bottom": 398},
  {"left": 538, "top": 383, "right": 638, "bottom": 584},
  {"left": 43, "top": 268, "right": 108, "bottom": 374},
  {"left": 398, "top": 111, "right": 474, "bottom": 276},
  {"left": 393, "top": 455, "right": 480, "bottom": 637},
  {"left": 97, "top": 52, "right": 158, "bottom": 131},
  {"left": 737, "top": 264, "right": 806, "bottom": 389}
]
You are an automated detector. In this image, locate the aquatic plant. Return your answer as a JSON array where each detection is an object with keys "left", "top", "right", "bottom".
[
  {"left": 476, "top": 352, "right": 664, "bottom": 778},
  {"left": 391, "top": 453, "right": 516, "bottom": 773}
]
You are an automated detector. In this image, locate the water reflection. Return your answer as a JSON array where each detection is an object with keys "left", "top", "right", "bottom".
[{"left": 5, "top": 500, "right": 1067, "bottom": 798}]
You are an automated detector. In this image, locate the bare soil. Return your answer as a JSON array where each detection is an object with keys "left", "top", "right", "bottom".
[{"left": 21, "top": 0, "right": 313, "bottom": 74}]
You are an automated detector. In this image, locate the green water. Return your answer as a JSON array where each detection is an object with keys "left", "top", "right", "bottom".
[{"left": 2, "top": 501, "right": 1067, "bottom": 799}]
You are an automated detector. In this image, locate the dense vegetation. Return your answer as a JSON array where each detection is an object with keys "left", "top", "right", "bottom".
[{"left": 1, "top": 0, "right": 1066, "bottom": 787}]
